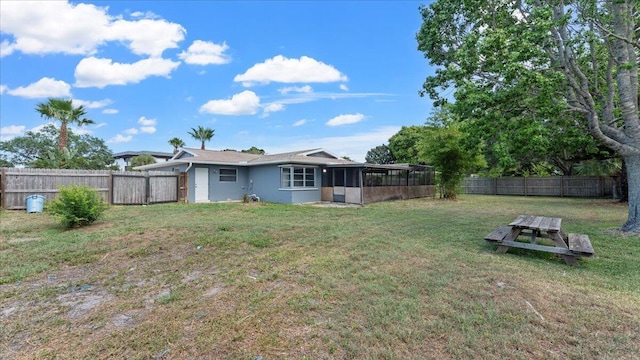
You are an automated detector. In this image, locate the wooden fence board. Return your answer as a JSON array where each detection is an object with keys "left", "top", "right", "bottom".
[
  {"left": 0, "top": 168, "right": 179, "bottom": 209},
  {"left": 464, "top": 176, "right": 617, "bottom": 198}
]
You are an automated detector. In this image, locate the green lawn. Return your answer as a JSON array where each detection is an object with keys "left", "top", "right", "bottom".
[{"left": 1, "top": 195, "right": 638, "bottom": 359}]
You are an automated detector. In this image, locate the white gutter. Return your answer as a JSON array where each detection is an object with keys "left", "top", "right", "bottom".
[{"left": 185, "top": 162, "right": 193, "bottom": 173}]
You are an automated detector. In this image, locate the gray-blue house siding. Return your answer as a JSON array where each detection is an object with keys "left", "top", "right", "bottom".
[{"left": 135, "top": 148, "right": 344, "bottom": 204}]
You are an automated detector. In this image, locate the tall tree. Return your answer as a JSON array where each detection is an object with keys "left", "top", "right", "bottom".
[
  {"left": 388, "top": 126, "right": 432, "bottom": 164},
  {"left": 168, "top": 137, "right": 185, "bottom": 154},
  {"left": 35, "top": 98, "right": 94, "bottom": 150},
  {"left": 365, "top": 144, "right": 395, "bottom": 164},
  {"left": 188, "top": 126, "right": 215, "bottom": 150},
  {"left": 0, "top": 124, "right": 114, "bottom": 169},
  {"left": 418, "top": 0, "right": 640, "bottom": 233}
]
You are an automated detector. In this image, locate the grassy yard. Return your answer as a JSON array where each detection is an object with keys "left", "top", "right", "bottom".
[{"left": 1, "top": 195, "right": 638, "bottom": 359}]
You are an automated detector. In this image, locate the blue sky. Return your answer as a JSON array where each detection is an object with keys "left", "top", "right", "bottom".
[{"left": 0, "top": 1, "right": 436, "bottom": 162}]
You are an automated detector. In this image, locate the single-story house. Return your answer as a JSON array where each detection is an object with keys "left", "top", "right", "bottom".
[
  {"left": 113, "top": 151, "right": 174, "bottom": 171},
  {"left": 135, "top": 148, "right": 435, "bottom": 205}
]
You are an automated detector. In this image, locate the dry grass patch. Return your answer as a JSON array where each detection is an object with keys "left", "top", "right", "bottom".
[{"left": 0, "top": 197, "right": 638, "bottom": 359}]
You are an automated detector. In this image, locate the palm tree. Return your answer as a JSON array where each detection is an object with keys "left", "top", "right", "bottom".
[
  {"left": 168, "top": 137, "right": 185, "bottom": 154},
  {"left": 36, "top": 98, "right": 94, "bottom": 150},
  {"left": 187, "top": 126, "right": 215, "bottom": 150}
]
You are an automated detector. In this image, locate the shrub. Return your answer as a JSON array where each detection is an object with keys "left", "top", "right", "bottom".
[{"left": 48, "top": 185, "right": 107, "bottom": 228}]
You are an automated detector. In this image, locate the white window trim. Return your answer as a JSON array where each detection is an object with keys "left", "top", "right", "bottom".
[
  {"left": 279, "top": 165, "right": 318, "bottom": 189},
  {"left": 219, "top": 168, "right": 238, "bottom": 182}
]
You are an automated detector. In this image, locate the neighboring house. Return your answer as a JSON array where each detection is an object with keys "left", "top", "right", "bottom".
[
  {"left": 135, "top": 148, "right": 435, "bottom": 205},
  {"left": 113, "top": 151, "right": 174, "bottom": 171}
]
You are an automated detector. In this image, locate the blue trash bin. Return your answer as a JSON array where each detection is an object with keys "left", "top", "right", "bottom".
[{"left": 26, "top": 195, "right": 45, "bottom": 213}]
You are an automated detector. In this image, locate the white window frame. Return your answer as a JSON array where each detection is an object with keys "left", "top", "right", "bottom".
[
  {"left": 219, "top": 168, "right": 237, "bottom": 182},
  {"left": 280, "top": 166, "right": 317, "bottom": 189}
]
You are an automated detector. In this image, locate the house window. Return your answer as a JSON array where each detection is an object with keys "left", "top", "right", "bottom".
[
  {"left": 280, "top": 166, "right": 316, "bottom": 188},
  {"left": 219, "top": 168, "right": 237, "bottom": 182}
]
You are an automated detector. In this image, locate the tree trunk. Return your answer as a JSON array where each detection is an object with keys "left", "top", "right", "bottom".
[
  {"left": 621, "top": 154, "right": 640, "bottom": 233},
  {"left": 619, "top": 159, "right": 628, "bottom": 203},
  {"left": 201, "top": 142, "right": 205, "bottom": 150},
  {"left": 59, "top": 123, "right": 68, "bottom": 150}
]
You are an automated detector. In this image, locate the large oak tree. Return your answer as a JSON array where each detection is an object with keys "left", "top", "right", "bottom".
[{"left": 418, "top": 0, "right": 639, "bottom": 233}]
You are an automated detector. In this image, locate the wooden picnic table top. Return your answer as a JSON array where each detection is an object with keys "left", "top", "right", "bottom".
[{"left": 508, "top": 215, "right": 562, "bottom": 232}]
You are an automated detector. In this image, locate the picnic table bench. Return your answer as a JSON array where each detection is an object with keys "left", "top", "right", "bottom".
[{"left": 485, "top": 215, "right": 594, "bottom": 265}]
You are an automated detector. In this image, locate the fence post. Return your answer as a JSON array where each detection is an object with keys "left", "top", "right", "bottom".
[
  {"left": 145, "top": 172, "right": 151, "bottom": 205},
  {"left": 560, "top": 176, "right": 564, "bottom": 197},
  {"left": 524, "top": 177, "right": 527, "bottom": 196},
  {"left": 107, "top": 170, "right": 113, "bottom": 205},
  {"left": 493, "top": 178, "right": 497, "bottom": 195},
  {"left": 1, "top": 167, "right": 5, "bottom": 210}
]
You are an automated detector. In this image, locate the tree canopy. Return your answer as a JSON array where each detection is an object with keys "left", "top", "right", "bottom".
[
  {"left": 168, "top": 137, "right": 185, "bottom": 154},
  {"left": 188, "top": 126, "right": 215, "bottom": 150},
  {"left": 35, "top": 98, "right": 94, "bottom": 150},
  {"left": 365, "top": 144, "right": 395, "bottom": 164},
  {"left": 417, "top": 0, "right": 639, "bottom": 232},
  {"left": 0, "top": 124, "right": 115, "bottom": 169}
]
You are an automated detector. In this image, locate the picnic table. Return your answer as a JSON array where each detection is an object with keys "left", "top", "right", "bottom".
[{"left": 484, "top": 215, "right": 594, "bottom": 265}]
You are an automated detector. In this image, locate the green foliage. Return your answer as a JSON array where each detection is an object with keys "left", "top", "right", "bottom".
[
  {"left": 129, "top": 154, "right": 156, "bottom": 169},
  {"left": 168, "top": 137, "right": 185, "bottom": 154},
  {"left": 35, "top": 98, "right": 94, "bottom": 150},
  {"left": 0, "top": 124, "right": 114, "bottom": 169},
  {"left": 388, "top": 126, "right": 431, "bottom": 163},
  {"left": 416, "top": 1, "right": 612, "bottom": 176},
  {"left": 421, "top": 122, "right": 485, "bottom": 199},
  {"left": 241, "top": 146, "right": 265, "bottom": 155},
  {"left": 365, "top": 144, "right": 395, "bottom": 164},
  {"left": 188, "top": 126, "right": 215, "bottom": 150},
  {"left": 48, "top": 185, "right": 107, "bottom": 228}
]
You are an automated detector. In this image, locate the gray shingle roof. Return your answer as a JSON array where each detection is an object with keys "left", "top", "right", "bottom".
[{"left": 134, "top": 148, "right": 358, "bottom": 170}]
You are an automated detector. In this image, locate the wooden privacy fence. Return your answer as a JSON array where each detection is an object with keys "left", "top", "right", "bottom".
[
  {"left": 0, "top": 168, "right": 184, "bottom": 210},
  {"left": 463, "top": 176, "right": 617, "bottom": 198}
]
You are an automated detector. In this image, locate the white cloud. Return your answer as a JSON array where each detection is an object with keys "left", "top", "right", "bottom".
[
  {"left": 234, "top": 55, "right": 348, "bottom": 86},
  {"left": 68, "top": 125, "right": 92, "bottom": 135},
  {"left": 293, "top": 119, "right": 307, "bottom": 127},
  {"left": 6, "top": 77, "right": 72, "bottom": 98},
  {"left": 0, "top": 84, "right": 7, "bottom": 94},
  {"left": 340, "top": 84, "right": 349, "bottom": 91},
  {"left": 178, "top": 40, "right": 231, "bottom": 65},
  {"left": 132, "top": 116, "right": 157, "bottom": 133},
  {"left": 279, "top": 85, "right": 313, "bottom": 95},
  {"left": 199, "top": 90, "right": 261, "bottom": 115},
  {"left": 1, "top": 125, "right": 26, "bottom": 135},
  {"left": 124, "top": 128, "right": 139, "bottom": 135},
  {"left": 73, "top": 98, "right": 112, "bottom": 109},
  {"left": 0, "top": 125, "right": 26, "bottom": 140},
  {"left": 108, "top": 134, "right": 133, "bottom": 143},
  {"left": 94, "top": 122, "right": 107, "bottom": 129},
  {"left": 1, "top": 40, "right": 16, "bottom": 58},
  {"left": 130, "top": 11, "right": 161, "bottom": 20},
  {"left": 74, "top": 57, "right": 180, "bottom": 88},
  {"left": 106, "top": 18, "right": 185, "bottom": 57},
  {"left": 0, "top": 1, "right": 185, "bottom": 57},
  {"left": 138, "top": 116, "right": 156, "bottom": 126},
  {"left": 261, "top": 103, "right": 285, "bottom": 118},
  {"left": 102, "top": 109, "right": 119, "bottom": 114},
  {"left": 326, "top": 113, "right": 365, "bottom": 127}
]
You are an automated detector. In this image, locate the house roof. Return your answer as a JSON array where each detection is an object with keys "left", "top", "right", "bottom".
[
  {"left": 134, "top": 148, "right": 358, "bottom": 170},
  {"left": 113, "top": 150, "right": 174, "bottom": 160}
]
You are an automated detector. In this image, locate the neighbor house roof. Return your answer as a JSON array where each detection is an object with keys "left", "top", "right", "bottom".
[
  {"left": 113, "top": 151, "right": 174, "bottom": 160},
  {"left": 134, "top": 148, "right": 358, "bottom": 170}
]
